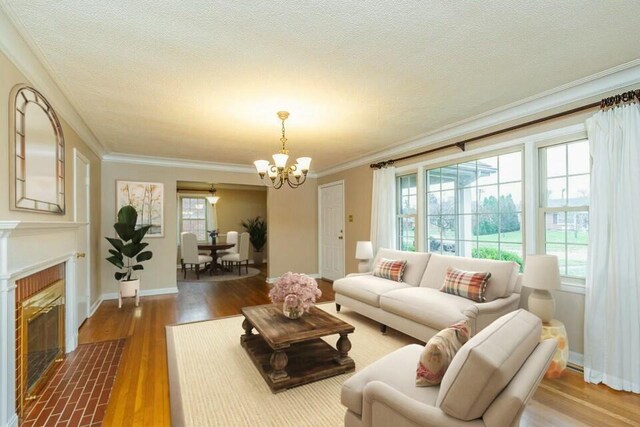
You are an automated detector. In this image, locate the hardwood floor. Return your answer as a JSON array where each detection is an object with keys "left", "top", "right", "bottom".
[{"left": 79, "top": 267, "right": 639, "bottom": 426}]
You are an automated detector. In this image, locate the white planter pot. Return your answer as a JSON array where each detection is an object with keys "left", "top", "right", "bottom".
[{"left": 119, "top": 278, "right": 140, "bottom": 308}]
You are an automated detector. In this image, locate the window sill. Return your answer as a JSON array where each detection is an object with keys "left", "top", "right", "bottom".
[{"left": 559, "top": 282, "right": 586, "bottom": 295}]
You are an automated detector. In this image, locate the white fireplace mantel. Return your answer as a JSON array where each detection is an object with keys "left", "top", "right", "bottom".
[{"left": 0, "top": 220, "right": 86, "bottom": 427}]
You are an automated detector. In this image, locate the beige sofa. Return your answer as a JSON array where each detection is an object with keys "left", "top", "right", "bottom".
[
  {"left": 341, "top": 309, "right": 557, "bottom": 427},
  {"left": 333, "top": 248, "right": 522, "bottom": 340}
]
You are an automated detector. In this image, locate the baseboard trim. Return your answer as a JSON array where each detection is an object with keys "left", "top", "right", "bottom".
[
  {"left": 89, "top": 296, "right": 103, "bottom": 317},
  {"left": 266, "top": 273, "right": 321, "bottom": 284},
  {"left": 102, "top": 287, "right": 179, "bottom": 301},
  {"left": 569, "top": 351, "right": 584, "bottom": 368}
]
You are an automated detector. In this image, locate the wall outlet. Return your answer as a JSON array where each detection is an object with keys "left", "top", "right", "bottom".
[{"left": 348, "top": 214, "right": 353, "bottom": 222}]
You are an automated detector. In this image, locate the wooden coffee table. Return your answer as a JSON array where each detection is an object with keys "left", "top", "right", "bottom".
[{"left": 240, "top": 303, "right": 355, "bottom": 393}]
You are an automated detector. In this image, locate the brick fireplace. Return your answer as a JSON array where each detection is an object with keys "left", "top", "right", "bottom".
[
  {"left": 15, "top": 264, "right": 66, "bottom": 419},
  {"left": 0, "top": 221, "right": 82, "bottom": 427}
]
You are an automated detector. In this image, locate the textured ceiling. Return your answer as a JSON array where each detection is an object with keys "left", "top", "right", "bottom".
[{"left": 2, "top": 1, "right": 640, "bottom": 170}]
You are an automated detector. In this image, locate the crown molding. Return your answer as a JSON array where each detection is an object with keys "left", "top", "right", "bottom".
[
  {"left": 0, "top": 6, "right": 107, "bottom": 158},
  {"left": 103, "top": 152, "right": 257, "bottom": 174},
  {"left": 317, "top": 59, "right": 640, "bottom": 178}
]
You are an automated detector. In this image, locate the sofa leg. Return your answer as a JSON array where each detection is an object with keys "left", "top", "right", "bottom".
[
  {"left": 336, "top": 303, "right": 341, "bottom": 312},
  {"left": 380, "top": 324, "right": 387, "bottom": 334}
]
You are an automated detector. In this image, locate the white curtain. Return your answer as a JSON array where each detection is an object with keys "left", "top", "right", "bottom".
[
  {"left": 584, "top": 103, "right": 640, "bottom": 393},
  {"left": 370, "top": 166, "right": 397, "bottom": 253}
]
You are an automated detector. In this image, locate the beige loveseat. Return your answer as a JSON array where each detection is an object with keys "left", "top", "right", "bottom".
[
  {"left": 333, "top": 248, "right": 522, "bottom": 341},
  {"left": 341, "top": 309, "right": 556, "bottom": 427}
]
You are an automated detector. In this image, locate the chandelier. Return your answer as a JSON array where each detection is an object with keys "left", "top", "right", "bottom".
[{"left": 254, "top": 111, "right": 311, "bottom": 189}]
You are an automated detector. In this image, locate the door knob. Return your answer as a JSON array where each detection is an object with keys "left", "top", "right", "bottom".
[
  {"left": 338, "top": 236, "right": 343, "bottom": 240},
  {"left": 76, "top": 252, "right": 86, "bottom": 258}
]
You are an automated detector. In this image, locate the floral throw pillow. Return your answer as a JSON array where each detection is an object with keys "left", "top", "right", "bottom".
[
  {"left": 440, "top": 267, "right": 492, "bottom": 302},
  {"left": 416, "top": 320, "right": 471, "bottom": 386},
  {"left": 372, "top": 258, "right": 407, "bottom": 282}
]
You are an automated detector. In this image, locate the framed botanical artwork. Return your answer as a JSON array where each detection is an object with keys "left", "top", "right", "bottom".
[{"left": 116, "top": 181, "right": 164, "bottom": 237}]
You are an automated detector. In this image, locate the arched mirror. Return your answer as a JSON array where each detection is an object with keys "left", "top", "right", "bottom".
[{"left": 10, "top": 85, "right": 65, "bottom": 214}]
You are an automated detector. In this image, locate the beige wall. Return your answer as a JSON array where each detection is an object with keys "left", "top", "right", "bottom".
[
  {"left": 102, "top": 162, "right": 318, "bottom": 292},
  {"left": 214, "top": 188, "right": 266, "bottom": 234},
  {"left": 319, "top": 166, "right": 373, "bottom": 275},
  {"left": 0, "top": 50, "right": 103, "bottom": 306},
  {"left": 266, "top": 179, "right": 319, "bottom": 278}
]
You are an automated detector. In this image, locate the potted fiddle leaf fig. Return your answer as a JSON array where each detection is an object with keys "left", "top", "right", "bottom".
[
  {"left": 241, "top": 216, "right": 267, "bottom": 266},
  {"left": 105, "top": 205, "right": 153, "bottom": 308}
]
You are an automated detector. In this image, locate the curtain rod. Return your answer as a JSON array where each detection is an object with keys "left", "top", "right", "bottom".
[{"left": 370, "top": 88, "right": 640, "bottom": 169}]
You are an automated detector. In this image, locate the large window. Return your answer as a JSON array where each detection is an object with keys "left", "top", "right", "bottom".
[
  {"left": 397, "top": 174, "right": 417, "bottom": 251},
  {"left": 180, "top": 197, "right": 208, "bottom": 241},
  {"left": 426, "top": 151, "right": 524, "bottom": 270},
  {"left": 539, "top": 140, "right": 590, "bottom": 278}
]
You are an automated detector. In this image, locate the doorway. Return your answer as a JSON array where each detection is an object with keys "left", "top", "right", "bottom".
[
  {"left": 73, "top": 149, "right": 90, "bottom": 327},
  {"left": 319, "top": 181, "right": 345, "bottom": 281}
]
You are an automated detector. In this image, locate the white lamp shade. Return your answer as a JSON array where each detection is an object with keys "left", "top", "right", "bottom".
[
  {"left": 254, "top": 160, "right": 270, "bottom": 174},
  {"left": 523, "top": 254, "right": 561, "bottom": 290},
  {"left": 206, "top": 195, "right": 220, "bottom": 204},
  {"left": 296, "top": 157, "right": 312, "bottom": 171},
  {"left": 355, "top": 241, "right": 374, "bottom": 260},
  {"left": 292, "top": 164, "right": 302, "bottom": 177},
  {"left": 267, "top": 167, "right": 278, "bottom": 178},
  {"left": 272, "top": 153, "right": 289, "bottom": 169}
]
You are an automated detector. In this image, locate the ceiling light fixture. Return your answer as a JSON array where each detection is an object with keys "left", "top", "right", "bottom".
[
  {"left": 254, "top": 111, "right": 311, "bottom": 189},
  {"left": 206, "top": 184, "right": 220, "bottom": 204}
]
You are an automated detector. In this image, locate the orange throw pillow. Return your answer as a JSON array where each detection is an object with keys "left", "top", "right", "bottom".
[{"left": 440, "top": 267, "right": 492, "bottom": 302}]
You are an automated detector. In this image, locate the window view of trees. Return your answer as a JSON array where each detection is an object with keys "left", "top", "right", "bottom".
[{"left": 427, "top": 151, "right": 523, "bottom": 270}]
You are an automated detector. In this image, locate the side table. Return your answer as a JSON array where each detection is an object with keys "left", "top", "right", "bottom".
[{"left": 541, "top": 319, "right": 569, "bottom": 378}]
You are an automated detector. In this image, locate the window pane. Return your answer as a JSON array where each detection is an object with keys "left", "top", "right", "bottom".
[
  {"left": 478, "top": 185, "right": 499, "bottom": 213},
  {"left": 441, "top": 190, "right": 455, "bottom": 215},
  {"left": 459, "top": 161, "right": 477, "bottom": 188},
  {"left": 499, "top": 182, "right": 522, "bottom": 212},
  {"left": 546, "top": 177, "right": 567, "bottom": 207},
  {"left": 441, "top": 166, "right": 457, "bottom": 191},
  {"left": 474, "top": 242, "right": 499, "bottom": 261},
  {"left": 568, "top": 174, "right": 590, "bottom": 206},
  {"left": 567, "top": 245, "right": 588, "bottom": 277},
  {"left": 398, "top": 217, "right": 416, "bottom": 251},
  {"left": 499, "top": 152, "right": 522, "bottom": 183},
  {"left": 545, "top": 212, "right": 566, "bottom": 243},
  {"left": 427, "top": 216, "right": 442, "bottom": 240},
  {"left": 568, "top": 140, "right": 590, "bottom": 175},
  {"left": 459, "top": 215, "right": 477, "bottom": 241},
  {"left": 566, "top": 211, "right": 589, "bottom": 244},
  {"left": 427, "top": 169, "right": 441, "bottom": 192},
  {"left": 427, "top": 192, "right": 441, "bottom": 215},
  {"left": 500, "top": 243, "right": 524, "bottom": 271},
  {"left": 441, "top": 215, "right": 457, "bottom": 240},
  {"left": 477, "top": 214, "right": 499, "bottom": 241},
  {"left": 499, "top": 216, "right": 522, "bottom": 243},
  {"left": 458, "top": 186, "right": 477, "bottom": 214},
  {"left": 546, "top": 144, "right": 566, "bottom": 177},
  {"left": 477, "top": 157, "right": 498, "bottom": 185},
  {"left": 458, "top": 241, "right": 476, "bottom": 258},
  {"left": 441, "top": 240, "right": 456, "bottom": 255}
]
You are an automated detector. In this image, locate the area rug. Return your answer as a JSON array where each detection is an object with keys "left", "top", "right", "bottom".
[
  {"left": 177, "top": 267, "right": 261, "bottom": 282},
  {"left": 166, "top": 303, "right": 420, "bottom": 426}
]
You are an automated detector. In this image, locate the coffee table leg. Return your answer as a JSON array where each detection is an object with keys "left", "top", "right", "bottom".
[
  {"left": 336, "top": 333, "right": 353, "bottom": 366},
  {"left": 241, "top": 318, "right": 253, "bottom": 344},
  {"left": 269, "top": 350, "right": 289, "bottom": 382}
]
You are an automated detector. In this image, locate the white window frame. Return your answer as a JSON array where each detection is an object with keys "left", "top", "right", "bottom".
[
  {"left": 536, "top": 138, "right": 590, "bottom": 286},
  {"left": 396, "top": 173, "right": 418, "bottom": 251},
  {"left": 393, "top": 123, "right": 589, "bottom": 294},
  {"left": 179, "top": 195, "right": 209, "bottom": 242}
]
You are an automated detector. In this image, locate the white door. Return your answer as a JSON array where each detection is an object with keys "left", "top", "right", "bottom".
[
  {"left": 74, "top": 150, "right": 90, "bottom": 328},
  {"left": 319, "top": 182, "right": 345, "bottom": 281}
]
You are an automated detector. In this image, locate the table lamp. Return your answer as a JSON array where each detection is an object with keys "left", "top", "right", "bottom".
[
  {"left": 355, "top": 241, "right": 374, "bottom": 273},
  {"left": 522, "top": 254, "right": 561, "bottom": 323}
]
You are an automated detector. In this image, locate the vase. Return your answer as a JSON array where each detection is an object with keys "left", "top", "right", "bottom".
[{"left": 282, "top": 294, "right": 303, "bottom": 319}]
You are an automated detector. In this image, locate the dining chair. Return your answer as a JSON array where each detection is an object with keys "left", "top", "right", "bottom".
[
  {"left": 219, "top": 231, "right": 238, "bottom": 268},
  {"left": 180, "top": 232, "right": 213, "bottom": 279},
  {"left": 221, "top": 232, "right": 250, "bottom": 275}
]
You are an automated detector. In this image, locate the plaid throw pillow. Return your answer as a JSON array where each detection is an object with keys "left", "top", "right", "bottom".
[
  {"left": 372, "top": 258, "right": 407, "bottom": 282},
  {"left": 440, "top": 267, "right": 492, "bottom": 302},
  {"left": 416, "top": 320, "right": 471, "bottom": 386}
]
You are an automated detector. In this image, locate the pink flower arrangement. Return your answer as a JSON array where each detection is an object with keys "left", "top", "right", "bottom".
[{"left": 269, "top": 272, "right": 322, "bottom": 312}]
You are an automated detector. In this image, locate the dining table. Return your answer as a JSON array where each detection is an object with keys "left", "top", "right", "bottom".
[{"left": 198, "top": 243, "right": 235, "bottom": 275}]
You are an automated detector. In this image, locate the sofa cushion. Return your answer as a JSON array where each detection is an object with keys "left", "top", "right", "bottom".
[
  {"left": 372, "top": 258, "right": 407, "bottom": 282},
  {"left": 416, "top": 320, "right": 471, "bottom": 386},
  {"left": 436, "top": 309, "right": 542, "bottom": 421},
  {"left": 341, "top": 344, "right": 439, "bottom": 416},
  {"left": 333, "top": 274, "right": 411, "bottom": 307},
  {"left": 440, "top": 267, "right": 492, "bottom": 302},
  {"left": 374, "top": 248, "right": 431, "bottom": 287},
  {"left": 380, "top": 287, "right": 471, "bottom": 330},
  {"left": 419, "top": 253, "right": 519, "bottom": 301}
]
